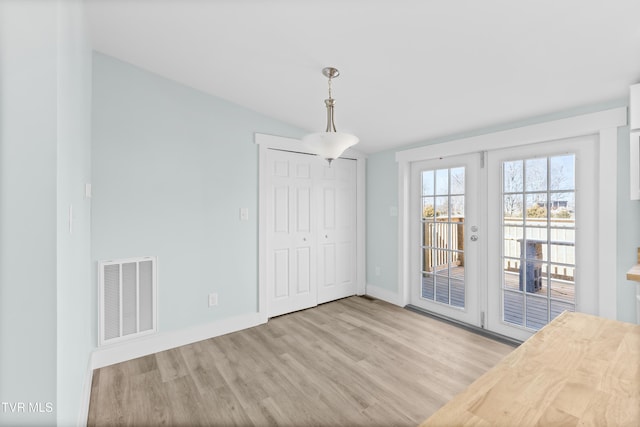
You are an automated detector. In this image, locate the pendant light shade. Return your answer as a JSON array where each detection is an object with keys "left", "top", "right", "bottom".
[
  {"left": 302, "top": 132, "right": 359, "bottom": 162},
  {"left": 302, "top": 67, "right": 358, "bottom": 164}
]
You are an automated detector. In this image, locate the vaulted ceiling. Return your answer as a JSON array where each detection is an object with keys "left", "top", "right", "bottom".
[{"left": 87, "top": 0, "right": 640, "bottom": 153}]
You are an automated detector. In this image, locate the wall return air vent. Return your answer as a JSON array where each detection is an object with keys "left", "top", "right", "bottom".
[{"left": 98, "top": 256, "right": 157, "bottom": 346}]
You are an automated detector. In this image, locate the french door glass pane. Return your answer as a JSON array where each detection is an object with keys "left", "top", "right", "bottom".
[
  {"left": 503, "top": 290, "right": 524, "bottom": 326},
  {"left": 501, "top": 154, "right": 576, "bottom": 330},
  {"left": 420, "top": 167, "right": 466, "bottom": 309}
]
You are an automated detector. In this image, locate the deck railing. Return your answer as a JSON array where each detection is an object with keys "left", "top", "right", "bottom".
[
  {"left": 503, "top": 217, "right": 575, "bottom": 281},
  {"left": 422, "top": 217, "right": 575, "bottom": 281},
  {"left": 422, "top": 217, "right": 464, "bottom": 272}
]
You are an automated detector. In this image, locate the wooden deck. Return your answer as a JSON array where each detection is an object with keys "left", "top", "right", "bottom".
[{"left": 422, "top": 267, "right": 575, "bottom": 330}]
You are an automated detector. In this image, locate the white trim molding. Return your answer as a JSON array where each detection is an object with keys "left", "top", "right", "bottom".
[
  {"left": 77, "top": 358, "right": 94, "bottom": 427},
  {"left": 396, "top": 107, "right": 627, "bottom": 163},
  {"left": 396, "top": 107, "right": 627, "bottom": 321},
  {"left": 91, "top": 312, "right": 265, "bottom": 369}
]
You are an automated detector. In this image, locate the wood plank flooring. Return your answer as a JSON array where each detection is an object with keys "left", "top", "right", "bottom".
[{"left": 87, "top": 296, "right": 515, "bottom": 426}]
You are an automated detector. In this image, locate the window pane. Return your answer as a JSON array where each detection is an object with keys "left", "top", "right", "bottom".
[
  {"left": 550, "top": 265, "right": 574, "bottom": 302},
  {"left": 435, "top": 196, "right": 449, "bottom": 218},
  {"left": 550, "top": 155, "right": 575, "bottom": 191},
  {"left": 432, "top": 226, "right": 450, "bottom": 250},
  {"left": 435, "top": 275, "right": 450, "bottom": 304},
  {"left": 525, "top": 158, "right": 547, "bottom": 192},
  {"left": 422, "top": 248, "right": 433, "bottom": 272},
  {"left": 422, "top": 222, "right": 434, "bottom": 249},
  {"left": 451, "top": 195, "right": 464, "bottom": 218},
  {"left": 432, "top": 250, "right": 449, "bottom": 273},
  {"left": 451, "top": 271, "right": 464, "bottom": 308},
  {"left": 550, "top": 192, "right": 575, "bottom": 225},
  {"left": 504, "top": 290, "right": 524, "bottom": 326},
  {"left": 422, "top": 273, "right": 435, "bottom": 300},
  {"left": 503, "top": 267, "right": 520, "bottom": 291},
  {"left": 504, "top": 248, "right": 522, "bottom": 266},
  {"left": 519, "top": 258, "right": 544, "bottom": 293},
  {"left": 525, "top": 194, "right": 547, "bottom": 226},
  {"left": 435, "top": 169, "right": 449, "bottom": 195},
  {"left": 450, "top": 167, "right": 465, "bottom": 194},
  {"left": 452, "top": 223, "right": 464, "bottom": 252},
  {"left": 422, "top": 197, "right": 435, "bottom": 219},
  {"left": 525, "top": 294, "right": 548, "bottom": 330},
  {"left": 504, "top": 194, "right": 523, "bottom": 224},
  {"left": 503, "top": 160, "right": 523, "bottom": 193},
  {"left": 548, "top": 242, "right": 574, "bottom": 265},
  {"left": 525, "top": 227, "right": 548, "bottom": 245},
  {"left": 422, "top": 170, "right": 434, "bottom": 196}
]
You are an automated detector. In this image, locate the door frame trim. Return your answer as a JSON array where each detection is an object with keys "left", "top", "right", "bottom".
[
  {"left": 396, "top": 107, "right": 627, "bottom": 320},
  {"left": 255, "top": 133, "right": 367, "bottom": 320}
]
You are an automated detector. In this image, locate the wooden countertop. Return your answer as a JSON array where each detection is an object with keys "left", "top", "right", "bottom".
[{"left": 420, "top": 311, "right": 640, "bottom": 427}]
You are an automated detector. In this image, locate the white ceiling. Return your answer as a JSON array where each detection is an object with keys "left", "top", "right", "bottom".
[{"left": 86, "top": 0, "right": 640, "bottom": 153}]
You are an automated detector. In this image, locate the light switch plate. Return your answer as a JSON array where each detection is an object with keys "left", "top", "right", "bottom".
[{"left": 208, "top": 293, "right": 218, "bottom": 307}]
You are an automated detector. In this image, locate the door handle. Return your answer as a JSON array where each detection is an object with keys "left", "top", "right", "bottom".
[{"left": 470, "top": 235, "right": 478, "bottom": 242}]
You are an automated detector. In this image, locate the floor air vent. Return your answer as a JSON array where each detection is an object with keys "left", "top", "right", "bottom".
[{"left": 99, "top": 256, "right": 157, "bottom": 346}]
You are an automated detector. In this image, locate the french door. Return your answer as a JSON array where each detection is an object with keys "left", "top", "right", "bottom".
[
  {"left": 410, "top": 136, "right": 598, "bottom": 340},
  {"left": 410, "top": 153, "right": 481, "bottom": 326},
  {"left": 486, "top": 136, "right": 597, "bottom": 341}
]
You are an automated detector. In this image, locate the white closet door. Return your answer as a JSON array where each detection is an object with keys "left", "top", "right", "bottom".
[
  {"left": 266, "top": 149, "right": 317, "bottom": 317},
  {"left": 317, "top": 158, "right": 357, "bottom": 304}
]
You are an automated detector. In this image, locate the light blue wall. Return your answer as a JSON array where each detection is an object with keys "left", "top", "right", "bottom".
[
  {"left": 56, "top": 1, "right": 94, "bottom": 425},
  {"left": 366, "top": 153, "right": 398, "bottom": 291},
  {"left": 0, "top": 1, "right": 92, "bottom": 425},
  {"left": 91, "top": 53, "right": 306, "bottom": 333},
  {"left": 366, "top": 100, "right": 639, "bottom": 323}
]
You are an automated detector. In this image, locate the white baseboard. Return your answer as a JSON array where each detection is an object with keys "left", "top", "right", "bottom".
[
  {"left": 365, "top": 284, "right": 403, "bottom": 307},
  {"left": 77, "top": 358, "right": 94, "bottom": 427},
  {"left": 90, "top": 312, "right": 267, "bottom": 370}
]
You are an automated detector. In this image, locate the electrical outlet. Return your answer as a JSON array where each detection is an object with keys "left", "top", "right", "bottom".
[{"left": 208, "top": 293, "right": 218, "bottom": 307}]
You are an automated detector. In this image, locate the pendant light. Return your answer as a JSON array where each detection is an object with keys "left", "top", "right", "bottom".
[{"left": 302, "top": 67, "right": 359, "bottom": 165}]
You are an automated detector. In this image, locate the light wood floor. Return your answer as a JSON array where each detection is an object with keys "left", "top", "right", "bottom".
[{"left": 87, "top": 296, "right": 515, "bottom": 426}]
